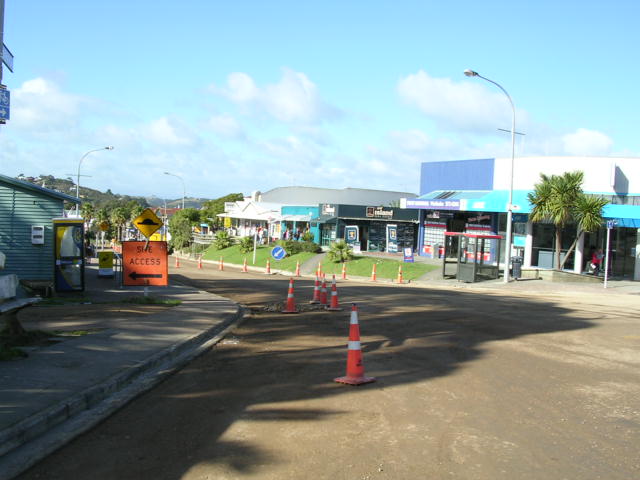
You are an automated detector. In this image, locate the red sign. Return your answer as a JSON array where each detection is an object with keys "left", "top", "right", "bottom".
[{"left": 122, "top": 241, "right": 168, "bottom": 286}]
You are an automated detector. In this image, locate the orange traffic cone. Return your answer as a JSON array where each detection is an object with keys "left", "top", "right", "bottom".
[
  {"left": 319, "top": 277, "right": 328, "bottom": 305},
  {"left": 242, "top": 258, "right": 248, "bottom": 273},
  {"left": 282, "top": 278, "right": 299, "bottom": 314},
  {"left": 175, "top": 256, "right": 180, "bottom": 268},
  {"left": 370, "top": 263, "right": 377, "bottom": 282},
  {"left": 218, "top": 256, "right": 224, "bottom": 271},
  {"left": 198, "top": 255, "right": 203, "bottom": 269},
  {"left": 396, "top": 265, "right": 403, "bottom": 284},
  {"left": 326, "top": 275, "right": 343, "bottom": 311},
  {"left": 295, "top": 261, "right": 301, "bottom": 277},
  {"left": 266, "top": 259, "right": 271, "bottom": 274},
  {"left": 309, "top": 276, "right": 321, "bottom": 304},
  {"left": 334, "top": 304, "right": 376, "bottom": 386},
  {"left": 341, "top": 262, "right": 347, "bottom": 280}
]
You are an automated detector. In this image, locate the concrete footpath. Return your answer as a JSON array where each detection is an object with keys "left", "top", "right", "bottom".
[{"left": 0, "top": 262, "right": 244, "bottom": 480}]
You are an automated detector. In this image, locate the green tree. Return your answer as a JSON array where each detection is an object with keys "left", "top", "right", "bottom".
[
  {"left": 327, "top": 240, "right": 354, "bottom": 263},
  {"left": 109, "top": 207, "right": 128, "bottom": 241},
  {"left": 212, "top": 230, "right": 234, "bottom": 250},
  {"left": 527, "top": 171, "right": 606, "bottom": 270},
  {"left": 168, "top": 209, "right": 195, "bottom": 251},
  {"left": 201, "top": 193, "right": 244, "bottom": 228}
]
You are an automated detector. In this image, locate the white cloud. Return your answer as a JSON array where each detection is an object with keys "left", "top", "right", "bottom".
[
  {"left": 207, "top": 113, "right": 244, "bottom": 138},
  {"left": 562, "top": 128, "right": 613, "bottom": 156},
  {"left": 212, "top": 68, "right": 339, "bottom": 124},
  {"left": 144, "top": 117, "right": 197, "bottom": 147},
  {"left": 398, "top": 70, "right": 513, "bottom": 132},
  {"left": 10, "top": 77, "right": 89, "bottom": 132}
]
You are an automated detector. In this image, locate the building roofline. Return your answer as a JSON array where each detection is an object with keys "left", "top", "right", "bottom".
[{"left": 0, "top": 174, "right": 80, "bottom": 203}]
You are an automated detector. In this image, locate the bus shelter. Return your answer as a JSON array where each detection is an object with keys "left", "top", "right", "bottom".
[{"left": 442, "top": 232, "right": 503, "bottom": 282}]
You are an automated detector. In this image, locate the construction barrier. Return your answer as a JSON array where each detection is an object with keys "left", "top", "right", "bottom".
[
  {"left": 319, "top": 276, "right": 328, "bottom": 306},
  {"left": 334, "top": 304, "right": 376, "bottom": 386},
  {"left": 242, "top": 258, "right": 248, "bottom": 273},
  {"left": 309, "top": 276, "right": 321, "bottom": 304},
  {"left": 370, "top": 263, "right": 377, "bottom": 282},
  {"left": 295, "top": 261, "right": 301, "bottom": 277},
  {"left": 281, "top": 278, "right": 299, "bottom": 314},
  {"left": 266, "top": 259, "right": 271, "bottom": 275},
  {"left": 396, "top": 265, "right": 403, "bottom": 284},
  {"left": 218, "top": 256, "right": 224, "bottom": 271},
  {"left": 341, "top": 262, "right": 347, "bottom": 280},
  {"left": 326, "top": 275, "right": 343, "bottom": 311}
]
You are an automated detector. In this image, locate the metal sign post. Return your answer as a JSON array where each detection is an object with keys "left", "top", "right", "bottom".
[{"left": 604, "top": 220, "right": 616, "bottom": 289}]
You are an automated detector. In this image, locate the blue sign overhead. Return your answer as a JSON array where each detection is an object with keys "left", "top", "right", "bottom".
[
  {"left": 0, "top": 88, "right": 9, "bottom": 121},
  {"left": 271, "top": 246, "right": 286, "bottom": 261}
]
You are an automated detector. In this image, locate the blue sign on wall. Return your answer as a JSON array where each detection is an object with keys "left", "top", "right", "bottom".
[
  {"left": 0, "top": 88, "right": 10, "bottom": 121},
  {"left": 271, "top": 246, "right": 286, "bottom": 260}
]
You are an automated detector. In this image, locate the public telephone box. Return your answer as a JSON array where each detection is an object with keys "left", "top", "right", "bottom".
[
  {"left": 442, "top": 232, "right": 503, "bottom": 282},
  {"left": 53, "top": 218, "right": 85, "bottom": 292}
]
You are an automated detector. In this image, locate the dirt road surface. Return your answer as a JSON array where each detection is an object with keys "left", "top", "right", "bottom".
[{"left": 16, "top": 260, "right": 640, "bottom": 480}]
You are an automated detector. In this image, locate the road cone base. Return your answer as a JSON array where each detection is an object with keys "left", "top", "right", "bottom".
[
  {"left": 326, "top": 306, "right": 343, "bottom": 311},
  {"left": 334, "top": 375, "right": 376, "bottom": 386}
]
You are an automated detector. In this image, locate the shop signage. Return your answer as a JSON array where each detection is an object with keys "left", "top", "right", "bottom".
[
  {"left": 322, "top": 204, "right": 335, "bottom": 215},
  {"left": 366, "top": 206, "right": 394, "bottom": 218},
  {"left": 403, "top": 247, "right": 415, "bottom": 263},
  {"left": 405, "top": 198, "right": 466, "bottom": 210}
]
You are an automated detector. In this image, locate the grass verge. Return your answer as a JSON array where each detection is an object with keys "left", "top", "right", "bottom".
[
  {"left": 321, "top": 255, "right": 438, "bottom": 281},
  {"left": 203, "top": 244, "right": 317, "bottom": 273}
]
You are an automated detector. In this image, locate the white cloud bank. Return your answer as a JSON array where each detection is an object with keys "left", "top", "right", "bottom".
[
  {"left": 397, "top": 70, "right": 513, "bottom": 132},
  {"left": 562, "top": 128, "right": 613, "bottom": 156},
  {"left": 212, "top": 68, "right": 340, "bottom": 124}
]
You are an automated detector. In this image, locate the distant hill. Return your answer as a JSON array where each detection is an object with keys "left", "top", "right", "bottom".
[{"left": 17, "top": 175, "right": 209, "bottom": 209}]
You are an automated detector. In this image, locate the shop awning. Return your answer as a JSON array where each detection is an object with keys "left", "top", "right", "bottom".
[
  {"left": 281, "top": 214, "right": 312, "bottom": 222},
  {"left": 406, "top": 190, "right": 532, "bottom": 213},
  {"left": 603, "top": 204, "right": 640, "bottom": 228}
]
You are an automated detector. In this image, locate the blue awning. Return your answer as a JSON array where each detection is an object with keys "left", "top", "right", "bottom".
[{"left": 408, "top": 190, "right": 532, "bottom": 213}]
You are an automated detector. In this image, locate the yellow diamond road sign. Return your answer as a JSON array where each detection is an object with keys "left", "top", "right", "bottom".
[{"left": 133, "top": 208, "right": 163, "bottom": 238}]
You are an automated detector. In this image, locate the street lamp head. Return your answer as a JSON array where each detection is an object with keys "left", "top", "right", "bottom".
[
  {"left": 464, "top": 69, "right": 479, "bottom": 77},
  {"left": 105, "top": 146, "right": 114, "bottom": 150}
]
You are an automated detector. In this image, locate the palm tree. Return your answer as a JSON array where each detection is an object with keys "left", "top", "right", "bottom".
[
  {"left": 109, "top": 207, "right": 128, "bottom": 242},
  {"left": 80, "top": 202, "right": 95, "bottom": 228},
  {"left": 527, "top": 171, "right": 606, "bottom": 270}
]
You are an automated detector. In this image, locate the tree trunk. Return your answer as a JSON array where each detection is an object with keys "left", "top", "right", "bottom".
[
  {"left": 560, "top": 231, "right": 583, "bottom": 270},
  {"left": 555, "top": 228, "right": 563, "bottom": 270}
]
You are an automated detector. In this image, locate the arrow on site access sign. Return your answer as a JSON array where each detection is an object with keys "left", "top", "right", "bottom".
[{"left": 128, "top": 272, "right": 164, "bottom": 280}]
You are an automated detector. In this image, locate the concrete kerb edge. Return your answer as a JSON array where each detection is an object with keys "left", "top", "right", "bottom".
[{"left": 0, "top": 302, "right": 247, "bottom": 480}]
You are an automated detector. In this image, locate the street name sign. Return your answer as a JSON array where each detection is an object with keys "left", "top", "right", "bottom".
[
  {"left": 133, "top": 208, "right": 163, "bottom": 238},
  {"left": 122, "top": 241, "right": 168, "bottom": 286},
  {"left": 2, "top": 44, "right": 14, "bottom": 72}
]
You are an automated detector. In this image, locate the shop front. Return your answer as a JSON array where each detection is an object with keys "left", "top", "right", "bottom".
[{"left": 315, "top": 204, "right": 419, "bottom": 252}]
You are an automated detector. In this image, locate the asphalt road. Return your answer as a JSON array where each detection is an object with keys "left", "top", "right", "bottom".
[{"left": 16, "top": 259, "right": 640, "bottom": 480}]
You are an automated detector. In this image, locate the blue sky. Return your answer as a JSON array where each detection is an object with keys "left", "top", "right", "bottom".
[{"left": 1, "top": 1, "right": 638, "bottom": 200}]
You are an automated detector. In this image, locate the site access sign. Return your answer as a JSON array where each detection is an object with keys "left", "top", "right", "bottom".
[
  {"left": 122, "top": 241, "right": 168, "bottom": 286},
  {"left": 133, "top": 208, "right": 163, "bottom": 238}
]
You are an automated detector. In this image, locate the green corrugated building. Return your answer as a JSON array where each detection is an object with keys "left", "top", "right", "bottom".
[{"left": 0, "top": 174, "right": 79, "bottom": 281}]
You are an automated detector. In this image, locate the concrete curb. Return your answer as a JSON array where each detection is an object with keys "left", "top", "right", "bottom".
[{"left": 0, "top": 300, "right": 247, "bottom": 480}]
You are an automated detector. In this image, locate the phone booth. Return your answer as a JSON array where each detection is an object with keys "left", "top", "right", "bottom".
[
  {"left": 442, "top": 232, "right": 503, "bottom": 282},
  {"left": 53, "top": 218, "right": 85, "bottom": 292}
]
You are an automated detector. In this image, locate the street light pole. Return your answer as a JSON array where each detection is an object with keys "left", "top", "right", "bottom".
[
  {"left": 164, "top": 172, "right": 186, "bottom": 209},
  {"left": 76, "top": 146, "right": 114, "bottom": 216},
  {"left": 464, "top": 69, "right": 516, "bottom": 283}
]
